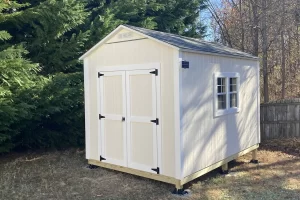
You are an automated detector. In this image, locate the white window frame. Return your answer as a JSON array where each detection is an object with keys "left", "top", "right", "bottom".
[{"left": 214, "top": 72, "right": 240, "bottom": 117}]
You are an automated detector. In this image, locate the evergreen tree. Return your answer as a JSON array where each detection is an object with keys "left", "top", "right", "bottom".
[
  {"left": 83, "top": 0, "right": 207, "bottom": 50},
  {"left": 0, "top": 0, "right": 208, "bottom": 153},
  {"left": 0, "top": 0, "right": 42, "bottom": 152},
  {"left": 4, "top": 0, "right": 89, "bottom": 74}
]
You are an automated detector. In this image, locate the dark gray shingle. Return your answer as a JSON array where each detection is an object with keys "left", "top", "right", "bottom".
[{"left": 125, "top": 25, "right": 257, "bottom": 60}]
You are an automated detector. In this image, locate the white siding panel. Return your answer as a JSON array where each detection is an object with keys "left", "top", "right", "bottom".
[
  {"left": 181, "top": 52, "right": 259, "bottom": 178},
  {"left": 86, "top": 37, "right": 177, "bottom": 178}
]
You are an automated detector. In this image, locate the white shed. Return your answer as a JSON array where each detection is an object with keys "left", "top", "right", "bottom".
[{"left": 80, "top": 25, "right": 260, "bottom": 192}]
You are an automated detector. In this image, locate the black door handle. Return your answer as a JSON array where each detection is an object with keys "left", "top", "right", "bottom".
[{"left": 122, "top": 117, "right": 125, "bottom": 121}]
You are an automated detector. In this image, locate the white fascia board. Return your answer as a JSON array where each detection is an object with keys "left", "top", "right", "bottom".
[
  {"left": 180, "top": 48, "right": 259, "bottom": 61},
  {"left": 79, "top": 25, "right": 124, "bottom": 60}
]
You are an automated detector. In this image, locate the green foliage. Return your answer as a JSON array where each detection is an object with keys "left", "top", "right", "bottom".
[
  {"left": 109, "top": 0, "right": 207, "bottom": 37},
  {"left": 0, "top": 45, "right": 41, "bottom": 152},
  {"left": 14, "top": 72, "right": 84, "bottom": 149},
  {"left": 0, "top": 0, "right": 208, "bottom": 153}
]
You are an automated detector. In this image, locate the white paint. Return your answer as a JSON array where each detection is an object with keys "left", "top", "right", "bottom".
[
  {"left": 126, "top": 69, "right": 158, "bottom": 173},
  {"left": 83, "top": 25, "right": 260, "bottom": 183},
  {"left": 96, "top": 65, "right": 162, "bottom": 174},
  {"left": 96, "top": 63, "right": 160, "bottom": 72},
  {"left": 257, "top": 62, "right": 261, "bottom": 143},
  {"left": 98, "top": 71, "right": 127, "bottom": 167},
  {"left": 213, "top": 72, "right": 240, "bottom": 117},
  {"left": 80, "top": 26, "right": 124, "bottom": 60},
  {"left": 181, "top": 49, "right": 259, "bottom": 61},
  {"left": 174, "top": 51, "right": 182, "bottom": 179},
  {"left": 84, "top": 59, "right": 91, "bottom": 159},
  {"left": 80, "top": 25, "right": 178, "bottom": 60},
  {"left": 87, "top": 34, "right": 177, "bottom": 177},
  {"left": 180, "top": 51, "right": 260, "bottom": 178}
]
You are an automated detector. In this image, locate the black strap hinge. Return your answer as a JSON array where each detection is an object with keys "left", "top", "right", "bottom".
[
  {"left": 151, "top": 167, "right": 160, "bottom": 174},
  {"left": 150, "top": 69, "right": 158, "bottom": 76},
  {"left": 150, "top": 118, "right": 159, "bottom": 125},
  {"left": 98, "top": 72, "right": 104, "bottom": 78},
  {"left": 99, "top": 114, "right": 105, "bottom": 120},
  {"left": 100, "top": 155, "right": 106, "bottom": 161}
]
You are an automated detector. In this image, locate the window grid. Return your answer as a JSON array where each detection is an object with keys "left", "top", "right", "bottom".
[
  {"left": 217, "top": 77, "right": 226, "bottom": 110},
  {"left": 229, "top": 78, "right": 238, "bottom": 108},
  {"left": 214, "top": 73, "right": 240, "bottom": 117}
]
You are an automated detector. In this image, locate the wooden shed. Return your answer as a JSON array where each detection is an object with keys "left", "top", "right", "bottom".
[{"left": 79, "top": 25, "right": 260, "bottom": 192}]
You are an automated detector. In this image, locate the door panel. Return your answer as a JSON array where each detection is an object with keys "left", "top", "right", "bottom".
[
  {"left": 131, "top": 122, "right": 154, "bottom": 167},
  {"left": 103, "top": 120, "right": 124, "bottom": 161},
  {"left": 126, "top": 70, "right": 158, "bottom": 173},
  {"left": 99, "top": 71, "right": 126, "bottom": 166},
  {"left": 102, "top": 75, "right": 123, "bottom": 115},
  {"left": 129, "top": 74, "right": 153, "bottom": 117}
]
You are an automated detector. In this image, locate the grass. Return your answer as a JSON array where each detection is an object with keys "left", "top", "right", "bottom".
[{"left": 0, "top": 139, "right": 300, "bottom": 200}]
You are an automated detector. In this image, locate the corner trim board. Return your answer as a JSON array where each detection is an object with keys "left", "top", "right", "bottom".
[
  {"left": 174, "top": 50, "right": 182, "bottom": 179},
  {"left": 84, "top": 59, "right": 91, "bottom": 159}
]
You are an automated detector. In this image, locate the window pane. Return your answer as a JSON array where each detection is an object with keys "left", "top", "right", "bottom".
[
  {"left": 218, "top": 85, "right": 226, "bottom": 93},
  {"left": 217, "top": 78, "right": 226, "bottom": 93},
  {"left": 230, "top": 84, "right": 237, "bottom": 92},
  {"left": 218, "top": 86, "right": 222, "bottom": 93},
  {"left": 218, "top": 94, "right": 226, "bottom": 110},
  {"left": 230, "top": 78, "right": 237, "bottom": 92},
  {"left": 217, "top": 78, "right": 222, "bottom": 85},
  {"left": 230, "top": 78, "right": 237, "bottom": 84},
  {"left": 221, "top": 78, "right": 226, "bottom": 85},
  {"left": 217, "top": 78, "right": 225, "bottom": 86},
  {"left": 230, "top": 93, "right": 237, "bottom": 107}
]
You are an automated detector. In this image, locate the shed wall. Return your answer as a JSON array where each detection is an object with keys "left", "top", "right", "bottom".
[
  {"left": 85, "top": 30, "right": 178, "bottom": 178},
  {"left": 180, "top": 52, "right": 260, "bottom": 178}
]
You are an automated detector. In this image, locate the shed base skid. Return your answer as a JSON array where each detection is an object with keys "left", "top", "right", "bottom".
[
  {"left": 88, "top": 144, "right": 259, "bottom": 192},
  {"left": 250, "top": 149, "right": 259, "bottom": 164}
]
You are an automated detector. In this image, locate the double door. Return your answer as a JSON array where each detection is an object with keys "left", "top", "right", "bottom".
[{"left": 98, "top": 69, "right": 160, "bottom": 174}]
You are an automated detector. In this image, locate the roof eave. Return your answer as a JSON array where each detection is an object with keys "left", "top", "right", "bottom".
[{"left": 180, "top": 48, "right": 259, "bottom": 61}]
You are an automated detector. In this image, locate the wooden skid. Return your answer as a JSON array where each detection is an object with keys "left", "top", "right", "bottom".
[
  {"left": 180, "top": 144, "right": 259, "bottom": 185},
  {"left": 88, "top": 159, "right": 181, "bottom": 187},
  {"left": 88, "top": 144, "right": 259, "bottom": 189}
]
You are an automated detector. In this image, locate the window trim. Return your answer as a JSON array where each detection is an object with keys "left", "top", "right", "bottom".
[{"left": 214, "top": 72, "right": 240, "bottom": 117}]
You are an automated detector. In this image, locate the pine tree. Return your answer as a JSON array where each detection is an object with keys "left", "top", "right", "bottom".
[
  {"left": 0, "top": 0, "right": 42, "bottom": 152},
  {"left": 3, "top": 0, "right": 90, "bottom": 74},
  {"left": 83, "top": 0, "right": 207, "bottom": 50}
]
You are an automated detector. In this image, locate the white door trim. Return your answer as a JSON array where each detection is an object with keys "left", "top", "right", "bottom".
[{"left": 96, "top": 63, "right": 160, "bottom": 72}]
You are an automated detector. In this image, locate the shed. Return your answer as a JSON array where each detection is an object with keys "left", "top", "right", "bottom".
[{"left": 80, "top": 25, "right": 260, "bottom": 192}]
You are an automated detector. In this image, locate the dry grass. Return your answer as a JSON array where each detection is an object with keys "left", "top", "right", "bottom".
[{"left": 0, "top": 140, "right": 300, "bottom": 200}]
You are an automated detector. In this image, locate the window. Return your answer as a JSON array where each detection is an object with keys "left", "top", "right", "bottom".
[{"left": 214, "top": 73, "right": 240, "bottom": 117}]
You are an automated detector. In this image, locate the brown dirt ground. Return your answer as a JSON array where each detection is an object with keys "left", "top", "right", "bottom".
[{"left": 0, "top": 139, "right": 300, "bottom": 200}]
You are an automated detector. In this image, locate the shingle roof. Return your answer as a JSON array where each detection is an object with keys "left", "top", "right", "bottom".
[{"left": 125, "top": 25, "right": 257, "bottom": 60}]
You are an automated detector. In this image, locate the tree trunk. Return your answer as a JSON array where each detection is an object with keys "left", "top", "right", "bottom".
[
  {"left": 281, "top": 0, "right": 286, "bottom": 99},
  {"left": 251, "top": 0, "right": 259, "bottom": 56},
  {"left": 239, "top": 0, "right": 245, "bottom": 51},
  {"left": 262, "top": 0, "right": 269, "bottom": 102}
]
